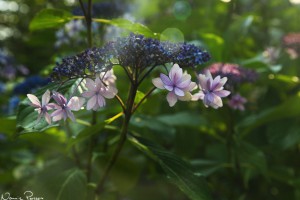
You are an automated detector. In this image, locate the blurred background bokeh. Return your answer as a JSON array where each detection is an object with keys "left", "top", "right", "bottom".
[{"left": 0, "top": 0, "right": 300, "bottom": 199}]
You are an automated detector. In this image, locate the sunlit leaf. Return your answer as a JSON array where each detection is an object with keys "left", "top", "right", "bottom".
[
  {"left": 29, "top": 9, "right": 72, "bottom": 31},
  {"left": 128, "top": 135, "right": 213, "bottom": 200}
]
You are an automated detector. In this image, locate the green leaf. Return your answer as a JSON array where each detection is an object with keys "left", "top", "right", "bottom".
[
  {"left": 29, "top": 9, "right": 72, "bottom": 31},
  {"left": 157, "top": 112, "right": 207, "bottom": 127},
  {"left": 16, "top": 79, "right": 77, "bottom": 134},
  {"left": 67, "top": 121, "right": 105, "bottom": 149},
  {"left": 0, "top": 117, "right": 16, "bottom": 136},
  {"left": 128, "top": 135, "right": 213, "bottom": 200},
  {"left": 236, "top": 94, "right": 300, "bottom": 136},
  {"left": 109, "top": 18, "right": 157, "bottom": 38},
  {"left": 56, "top": 169, "right": 87, "bottom": 200},
  {"left": 134, "top": 90, "right": 146, "bottom": 105}
]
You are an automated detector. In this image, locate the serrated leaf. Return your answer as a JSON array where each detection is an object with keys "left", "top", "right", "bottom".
[
  {"left": 29, "top": 9, "right": 73, "bottom": 31},
  {"left": 128, "top": 135, "right": 213, "bottom": 200},
  {"left": 16, "top": 79, "right": 77, "bottom": 134}
]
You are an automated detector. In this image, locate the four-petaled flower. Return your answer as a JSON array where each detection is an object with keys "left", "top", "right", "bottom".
[
  {"left": 27, "top": 90, "right": 54, "bottom": 124},
  {"left": 227, "top": 93, "right": 247, "bottom": 111},
  {"left": 152, "top": 64, "right": 196, "bottom": 107},
  {"left": 99, "top": 69, "right": 116, "bottom": 86},
  {"left": 192, "top": 70, "right": 230, "bottom": 109},
  {"left": 51, "top": 91, "right": 85, "bottom": 121},
  {"left": 82, "top": 77, "right": 118, "bottom": 110}
]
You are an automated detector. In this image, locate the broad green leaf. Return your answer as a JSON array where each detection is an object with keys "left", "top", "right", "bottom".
[
  {"left": 108, "top": 18, "right": 157, "bottom": 38},
  {"left": 29, "top": 9, "right": 72, "bottom": 31},
  {"left": 236, "top": 94, "right": 300, "bottom": 136},
  {"left": 16, "top": 79, "right": 77, "bottom": 134},
  {"left": 157, "top": 112, "right": 207, "bottom": 127},
  {"left": 128, "top": 135, "right": 213, "bottom": 200},
  {"left": 56, "top": 169, "right": 87, "bottom": 200},
  {"left": 200, "top": 33, "right": 224, "bottom": 61},
  {"left": 67, "top": 121, "right": 105, "bottom": 149}
]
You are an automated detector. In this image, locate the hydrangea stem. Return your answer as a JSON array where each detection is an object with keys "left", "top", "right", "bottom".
[{"left": 96, "top": 80, "right": 138, "bottom": 196}]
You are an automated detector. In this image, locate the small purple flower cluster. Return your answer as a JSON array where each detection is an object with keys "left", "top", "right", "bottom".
[
  {"left": 205, "top": 63, "right": 258, "bottom": 87},
  {"left": 203, "top": 63, "right": 258, "bottom": 111},
  {"left": 282, "top": 33, "right": 300, "bottom": 59},
  {"left": 28, "top": 70, "right": 117, "bottom": 124},
  {"left": 153, "top": 64, "right": 230, "bottom": 108}
]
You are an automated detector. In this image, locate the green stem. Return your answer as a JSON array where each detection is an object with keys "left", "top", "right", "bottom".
[{"left": 96, "top": 81, "right": 138, "bottom": 195}]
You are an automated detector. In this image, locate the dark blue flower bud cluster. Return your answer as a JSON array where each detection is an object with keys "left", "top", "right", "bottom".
[
  {"left": 13, "top": 75, "right": 50, "bottom": 95},
  {"left": 51, "top": 44, "right": 115, "bottom": 80},
  {"left": 51, "top": 33, "right": 210, "bottom": 80}
]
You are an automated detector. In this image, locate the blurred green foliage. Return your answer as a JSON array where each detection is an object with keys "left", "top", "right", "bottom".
[{"left": 1, "top": 0, "right": 300, "bottom": 200}]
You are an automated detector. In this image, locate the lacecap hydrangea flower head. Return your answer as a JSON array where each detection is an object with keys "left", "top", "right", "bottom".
[{"left": 27, "top": 33, "right": 232, "bottom": 124}]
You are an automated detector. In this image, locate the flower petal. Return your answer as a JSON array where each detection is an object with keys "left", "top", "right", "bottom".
[
  {"left": 174, "top": 87, "right": 184, "bottom": 96},
  {"left": 87, "top": 95, "right": 97, "bottom": 110},
  {"left": 178, "top": 92, "right": 192, "bottom": 101},
  {"left": 102, "top": 86, "right": 117, "bottom": 99},
  {"left": 66, "top": 108, "right": 75, "bottom": 121},
  {"left": 82, "top": 91, "right": 95, "bottom": 98},
  {"left": 197, "top": 74, "right": 207, "bottom": 90},
  {"left": 166, "top": 92, "right": 178, "bottom": 107},
  {"left": 160, "top": 73, "right": 172, "bottom": 86},
  {"left": 152, "top": 77, "right": 165, "bottom": 89},
  {"left": 214, "top": 90, "right": 230, "bottom": 97},
  {"left": 85, "top": 78, "right": 95, "bottom": 90},
  {"left": 97, "top": 95, "right": 106, "bottom": 107},
  {"left": 68, "top": 96, "right": 85, "bottom": 111},
  {"left": 191, "top": 91, "right": 205, "bottom": 101},
  {"left": 51, "top": 109, "right": 64, "bottom": 121},
  {"left": 177, "top": 74, "right": 191, "bottom": 89},
  {"left": 42, "top": 90, "right": 51, "bottom": 106},
  {"left": 27, "top": 94, "right": 41, "bottom": 108},
  {"left": 169, "top": 64, "right": 183, "bottom": 84},
  {"left": 44, "top": 112, "right": 52, "bottom": 125},
  {"left": 52, "top": 92, "right": 67, "bottom": 105}
]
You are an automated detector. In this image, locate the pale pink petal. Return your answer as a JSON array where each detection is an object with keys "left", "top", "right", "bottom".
[
  {"left": 152, "top": 78, "right": 165, "bottom": 89},
  {"left": 97, "top": 95, "right": 106, "bottom": 107},
  {"left": 178, "top": 92, "right": 192, "bottom": 101},
  {"left": 102, "top": 86, "right": 117, "bottom": 99},
  {"left": 191, "top": 91, "right": 205, "bottom": 101},
  {"left": 66, "top": 108, "right": 75, "bottom": 121},
  {"left": 211, "top": 94, "right": 223, "bottom": 108},
  {"left": 160, "top": 74, "right": 172, "bottom": 86},
  {"left": 48, "top": 103, "right": 60, "bottom": 110},
  {"left": 174, "top": 88, "right": 184, "bottom": 96},
  {"left": 44, "top": 112, "right": 51, "bottom": 124},
  {"left": 85, "top": 78, "right": 95, "bottom": 90},
  {"left": 68, "top": 96, "right": 85, "bottom": 111},
  {"left": 188, "top": 82, "right": 198, "bottom": 91},
  {"left": 166, "top": 92, "right": 178, "bottom": 107},
  {"left": 82, "top": 91, "right": 95, "bottom": 98},
  {"left": 177, "top": 74, "right": 191, "bottom": 89},
  {"left": 205, "top": 70, "right": 213, "bottom": 80},
  {"left": 42, "top": 90, "right": 51, "bottom": 106},
  {"left": 27, "top": 94, "right": 41, "bottom": 108},
  {"left": 169, "top": 64, "right": 183, "bottom": 84},
  {"left": 214, "top": 90, "right": 230, "bottom": 97},
  {"left": 198, "top": 74, "right": 207, "bottom": 90},
  {"left": 87, "top": 95, "right": 97, "bottom": 110},
  {"left": 51, "top": 109, "right": 64, "bottom": 121}
]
